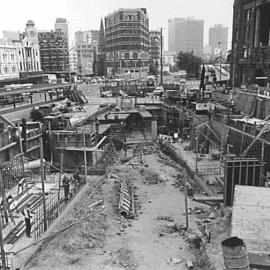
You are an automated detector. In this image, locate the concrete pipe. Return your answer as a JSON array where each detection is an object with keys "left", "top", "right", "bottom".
[{"left": 221, "top": 237, "right": 250, "bottom": 270}]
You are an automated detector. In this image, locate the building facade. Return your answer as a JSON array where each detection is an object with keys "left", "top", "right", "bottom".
[
  {"left": 150, "top": 30, "right": 161, "bottom": 64},
  {"left": 168, "top": 18, "right": 184, "bottom": 53},
  {"left": 74, "top": 30, "right": 100, "bottom": 76},
  {"left": 55, "top": 18, "right": 69, "bottom": 43},
  {"left": 2, "top": 20, "right": 42, "bottom": 82},
  {"left": 75, "top": 30, "right": 99, "bottom": 46},
  {"left": 0, "top": 40, "right": 19, "bottom": 81},
  {"left": 69, "top": 48, "right": 78, "bottom": 73},
  {"left": 231, "top": 0, "right": 270, "bottom": 87},
  {"left": 209, "top": 24, "right": 228, "bottom": 55},
  {"left": 77, "top": 43, "right": 96, "bottom": 76},
  {"left": 38, "top": 30, "right": 69, "bottom": 73},
  {"left": 104, "top": 8, "right": 150, "bottom": 78},
  {"left": 168, "top": 17, "right": 204, "bottom": 57}
]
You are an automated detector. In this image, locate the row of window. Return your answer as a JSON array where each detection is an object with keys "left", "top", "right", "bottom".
[
  {"left": 0, "top": 66, "right": 17, "bottom": 75},
  {"left": 19, "top": 61, "right": 39, "bottom": 71},
  {"left": 0, "top": 53, "right": 16, "bottom": 61},
  {"left": 107, "top": 52, "right": 139, "bottom": 60}
]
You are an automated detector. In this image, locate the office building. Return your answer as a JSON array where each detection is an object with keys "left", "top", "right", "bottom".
[
  {"left": 168, "top": 17, "right": 204, "bottom": 57},
  {"left": 55, "top": 18, "right": 69, "bottom": 43},
  {"left": 38, "top": 30, "right": 69, "bottom": 73},
  {"left": 75, "top": 30, "right": 99, "bottom": 46},
  {"left": 231, "top": 0, "right": 270, "bottom": 87},
  {"left": 209, "top": 24, "right": 228, "bottom": 55},
  {"left": 104, "top": 8, "right": 150, "bottom": 77},
  {"left": 168, "top": 18, "right": 184, "bottom": 53}
]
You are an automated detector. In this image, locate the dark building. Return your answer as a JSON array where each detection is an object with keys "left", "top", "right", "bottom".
[
  {"left": 104, "top": 8, "right": 150, "bottom": 78},
  {"left": 38, "top": 30, "right": 69, "bottom": 73},
  {"left": 231, "top": 0, "right": 270, "bottom": 87}
]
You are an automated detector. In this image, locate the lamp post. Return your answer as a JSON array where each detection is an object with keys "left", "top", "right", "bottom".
[{"left": 160, "top": 27, "right": 164, "bottom": 86}]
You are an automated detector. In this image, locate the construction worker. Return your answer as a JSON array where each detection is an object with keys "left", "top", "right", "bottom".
[
  {"left": 62, "top": 175, "right": 70, "bottom": 203},
  {"left": 73, "top": 169, "right": 81, "bottom": 188},
  {"left": 23, "top": 203, "right": 33, "bottom": 238}
]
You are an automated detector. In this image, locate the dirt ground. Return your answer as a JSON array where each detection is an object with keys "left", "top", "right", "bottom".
[{"left": 23, "top": 151, "right": 229, "bottom": 270}]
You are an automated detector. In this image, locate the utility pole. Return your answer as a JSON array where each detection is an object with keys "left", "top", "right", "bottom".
[
  {"left": 39, "top": 137, "right": 47, "bottom": 231},
  {"left": 83, "top": 131, "right": 87, "bottom": 182},
  {"left": 160, "top": 27, "right": 163, "bottom": 86},
  {"left": 184, "top": 177, "right": 189, "bottom": 229},
  {"left": 0, "top": 174, "right": 6, "bottom": 270}
]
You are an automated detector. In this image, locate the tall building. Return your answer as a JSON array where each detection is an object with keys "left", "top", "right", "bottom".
[
  {"left": 209, "top": 24, "right": 228, "bottom": 55},
  {"left": 231, "top": 0, "right": 270, "bottom": 87},
  {"left": 75, "top": 30, "right": 99, "bottom": 46},
  {"left": 168, "top": 18, "right": 184, "bottom": 53},
  {"left": 0, "top": 40, "right": 19, "bottom": 81},
  {"left": 104, "top": 8, "right": 150, "bottom": 77},
  {"left": 55, "top": 18, "right": 69, "bottom": 42},
  {"left": 150, "top": 30, "right": 161, "bottom": 64},
  {"left": 38, "top": 30, "right": 69, "bottom": 73},
  {"left": 74, "top": 30, "right": 99, "bottom": 76},
  {"left": 168, "top": 17, "right": 204, "bottom": 57},
  {"left": 2, "top": 20, "right": 42, "bottom": 80}
]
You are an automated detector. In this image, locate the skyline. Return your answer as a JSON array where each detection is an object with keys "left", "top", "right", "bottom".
[{"left": 0, "top": 0, "right": 234, "bottom": 50}]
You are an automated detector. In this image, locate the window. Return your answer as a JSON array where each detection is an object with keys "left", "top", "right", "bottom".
[
  {"left": 133, "top": 53, "right": 138, "bottom": 59},
  {"left": 243, "top": 46, "right": 248, "bottom": 58},
  {"left": 20, "top": 62, "right": 22, "bottom": 70},
  {"left": 10, "top": 54, "right": 15, "bottom": 61},
  {"left": 125, "top": 53, "right": 129, "bottom": 59},
  {"left": 12, "top": 67, "right": 16, "bottom": 74},
  {"left": 4, "top": 67, "right": 8, "bottom": 74},
  {"left": 245, "top": 9, "right": 251, "bottom": 21},
  {"left": 3, "top": 54, "right": 7, "bottom": 61}
]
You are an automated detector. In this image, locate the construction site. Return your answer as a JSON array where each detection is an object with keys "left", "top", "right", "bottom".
[{"left": 0, "top": 78, "right": 270, "bottom": 270}]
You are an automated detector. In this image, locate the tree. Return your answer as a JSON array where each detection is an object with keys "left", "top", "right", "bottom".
[{"left": 176, "top": 51, "right": 202, "bottom": 77}]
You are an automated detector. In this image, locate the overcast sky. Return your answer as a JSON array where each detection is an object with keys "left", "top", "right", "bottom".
[{"left": 0, "top": 0, "right": 234, "bottom": 50}]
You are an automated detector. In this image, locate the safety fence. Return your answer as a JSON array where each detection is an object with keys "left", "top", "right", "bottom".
[{"left": 33, "top": 182, "right": 84, "bottom": 240}]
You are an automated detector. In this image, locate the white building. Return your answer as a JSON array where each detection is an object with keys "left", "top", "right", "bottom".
[
  {"left": 69, "top": 48, "right": 78, "bottom": 73},
  {"left": 0, "top": 40, "right": 19, "bottom": 81},
  {"left": 3, "top": 20, "right": 41, "bottom": 75}
]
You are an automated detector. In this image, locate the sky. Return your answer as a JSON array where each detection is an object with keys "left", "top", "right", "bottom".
[{"left": 0, "top": 0, "right": 234, "bottom": 50}]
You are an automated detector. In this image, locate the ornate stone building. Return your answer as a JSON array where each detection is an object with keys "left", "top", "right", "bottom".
[{"left": 231, "top": 0, "right": 270, "bottom": 87}]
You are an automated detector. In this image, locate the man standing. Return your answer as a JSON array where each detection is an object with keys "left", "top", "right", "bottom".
[
  {"left": 62, "top": 175, "right": 70, "bottom": 203},
  {"left": 23, "top": 203, "right": 33, "bottom": 238},
  {"left": 73, "top": 169, "right": 81, "bottom": 188}
]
